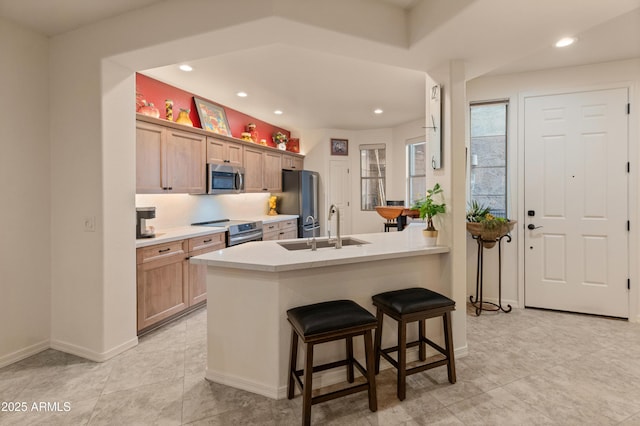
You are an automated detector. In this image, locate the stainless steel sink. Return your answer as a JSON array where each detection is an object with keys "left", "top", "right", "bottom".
[{"left": 277, "top": 237, "right": 370, "bottom": 251}]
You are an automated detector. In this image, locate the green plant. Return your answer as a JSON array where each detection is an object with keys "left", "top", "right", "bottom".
[
  {"left": 480, "top": 213, "right": 507, "bottom": 230},
  {"left": 466, "top": 200, "right": 491, "bottom": 222},
  {"left": 273, "top": 132, "right": 288, "bottom": 145},
  {"left": 411, "top": 183, "right": 446, "bottom": 231}
]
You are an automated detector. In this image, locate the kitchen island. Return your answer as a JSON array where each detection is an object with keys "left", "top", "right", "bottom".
[{"left": 190, "top": 224, "right": 451, "bottom": 399}]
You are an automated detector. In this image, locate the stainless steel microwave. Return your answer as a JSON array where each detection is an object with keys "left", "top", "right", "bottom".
[{"left": 207, "top": 163, "right": 245, "bottom": 194}]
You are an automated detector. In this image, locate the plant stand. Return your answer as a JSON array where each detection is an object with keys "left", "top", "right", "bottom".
[{"left": 469, "top": 233, "right": 513, "bottom": 316}]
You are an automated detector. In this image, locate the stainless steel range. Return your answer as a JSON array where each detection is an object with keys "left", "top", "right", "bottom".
[{"left": 192, "top": 219, "right": 263, "bottom": 246}]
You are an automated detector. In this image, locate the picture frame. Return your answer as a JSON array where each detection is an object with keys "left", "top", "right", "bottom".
[
  {"left": 330, "top": 138, "right": 348, "bottom": 156},
  {"left": 193, "top": 97, "right": 232, "bottom": 137}
]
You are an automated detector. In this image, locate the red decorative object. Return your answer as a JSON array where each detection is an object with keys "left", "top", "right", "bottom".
[
  {"left": 246, "top": 123, "right": 259, "bottom": 143},
  {"left": 136, "top": 92, "right": 146, "bottom": 112},
  {"left": 288, "top": 138, "right": 300, "bottom": 153},
  {"left": 136, "top": 74, "right": 291, "bottom": 146},
  {"left": 138, "top": 103, "right": 160, "bottom": 118}
]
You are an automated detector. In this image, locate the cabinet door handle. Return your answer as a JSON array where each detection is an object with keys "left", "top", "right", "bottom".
[
  {"left": 203, "top": 238, "right": 212, "bottom": 243},
  {"left": 158, "top": 248, "right": 171, "bottom": 253}
]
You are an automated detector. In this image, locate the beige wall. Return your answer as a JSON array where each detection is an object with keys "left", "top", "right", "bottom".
[
  {"left": 467, "top": 58, "right": 640, "bottom": 321},
  {"left": 0, "top": 18, "right": 51, "bottom": 366}
]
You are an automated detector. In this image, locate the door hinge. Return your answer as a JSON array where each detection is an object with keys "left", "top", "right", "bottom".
[
  {"left": 628, "top": 278, "right": 631, "bottom": 290},
  {"left": 627, "top": 220, "right": 631, "bottom": 231},
  {"left": 628, "top": 103, "right": 631, "bottom": 114},
  {"left": 627, "top": 162, "right": 630, "bottom": 173}
]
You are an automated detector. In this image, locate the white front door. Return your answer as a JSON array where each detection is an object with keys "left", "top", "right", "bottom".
[
  {"left": 328, "top": 159, "right": 351, "bottom": 236},
  {"left": 524, "top": 88, "right": 629, "bottom": 317}
]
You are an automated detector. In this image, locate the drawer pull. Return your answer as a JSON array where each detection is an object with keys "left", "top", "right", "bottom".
[
  {"left": 158, "top": 248, "right": 171, "bottom": 253},
  {"left": 203, "top": 238, "right": 213, "bottom": 243}
]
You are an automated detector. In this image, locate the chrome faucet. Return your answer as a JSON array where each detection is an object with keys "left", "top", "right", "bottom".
[
  {"left": 306, "top": 215, "right": 318, "bottom": 251},
  {"left": 327, "top": 204, "right": 342, "bottom": 249}
]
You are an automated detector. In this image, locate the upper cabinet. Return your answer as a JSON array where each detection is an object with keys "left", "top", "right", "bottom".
[
  {"left": 136, "top": 115, "right": 303, "bottom": 195},
  {"left": 282, "top": 153, "right": 304, "bottom": 170},
  {"left": 244, "top": 147, "right": 283, "bottom": 192},
  {"left": 207, "top": 137, "right": 243, "bottom": 167},
  {"left": 136, "top": 120, "right": 206, "bottom": 194}
]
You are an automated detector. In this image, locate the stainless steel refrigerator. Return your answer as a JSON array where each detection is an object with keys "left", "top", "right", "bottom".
[{"left": 278, "top": 170, "right": 320, "bottom": 238}]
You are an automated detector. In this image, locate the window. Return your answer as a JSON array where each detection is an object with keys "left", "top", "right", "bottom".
[
  {"left": 469, "top": 101, "right": 508, "bottom": 218},
  {"left": 360, "top": 144, "right": 386, "bottom": 210},
  {"left": 407, "top": 140, "right": 426, "bottom": 205}
]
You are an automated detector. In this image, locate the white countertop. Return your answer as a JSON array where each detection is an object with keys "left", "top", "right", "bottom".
[
  {"left": 240, "top": 214, "right": 299, "bottom": 224},
  {"left": 135, "top": 226, "right": 226, "bottom": 248},
  {"left": 135, "top": 215, "right": 299, "bottom": 248},
  {"left": 190, "top": 223, "right": 449, "bottom": 272}
]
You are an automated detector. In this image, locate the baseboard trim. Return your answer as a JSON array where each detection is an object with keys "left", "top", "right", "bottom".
[
  {"left": 0, "top": 340, "right": 50, "bottom": 369},
  {"left": 205, "top": 369, "right": 280, "bottom": 399},
  {"left": 50, "top": 336, "right": 138, "bottom": 362}
]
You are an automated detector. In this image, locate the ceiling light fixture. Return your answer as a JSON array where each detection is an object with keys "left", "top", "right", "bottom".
[
  {"left": 237, "top": 91, "right": 248, "bottom": 97},
  {"left": 373, "top": 108, "right": 384, "bottom": 114},
  {"left": 179, "top": 64, "right": 193, "bottom": 72},
  {"left": 555, "top": 37, "right": 577, "bottom": 48},
  {"left": 274, "top": 110, "right": 283, "bottom": 115}
]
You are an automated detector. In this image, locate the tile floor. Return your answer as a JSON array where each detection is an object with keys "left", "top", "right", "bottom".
[{"left": 1, "top": 304, "right": 640, "bottom": 425}]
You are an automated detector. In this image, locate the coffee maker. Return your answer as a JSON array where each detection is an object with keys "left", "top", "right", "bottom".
[{"left": 136, "top": 207, "right": 156, "bottom": 239}]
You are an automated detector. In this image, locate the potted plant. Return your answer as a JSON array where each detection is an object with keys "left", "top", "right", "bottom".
[
  {"left": 465, "top": 201, "right": 516, "bottom": 248},
  {"left": 411, "top": 183, "right": 446, "bottom": 246},
  {"left": 273, "top": 132, "right": 288, "bottom": 150}
]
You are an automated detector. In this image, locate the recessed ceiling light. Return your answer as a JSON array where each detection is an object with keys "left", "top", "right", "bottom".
[
  {"left": 274, "top": 110, "right": 283, "bottom": 115},
  {"left": 373, "top": 108, "right": 384, "bottom": 114},
  {"left": 179, "top": 64, "right": 193, "bottom": 72},
  {"left": 237, "top": 91, "right": 248, "bottom": 98},
  {"left": 555, "top": 37, "right": 577, "bottom": 48}
]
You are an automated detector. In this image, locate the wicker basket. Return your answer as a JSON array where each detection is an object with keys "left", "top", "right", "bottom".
[{"left": 466, "top": 221, "right": 516, "bottom": 248}]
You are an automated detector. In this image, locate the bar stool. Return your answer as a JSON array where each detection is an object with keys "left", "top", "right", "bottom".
[
  {"left": 372, "top": 287, "right": 456, "bottom": 401},
  {"left": 287, "top": 300, "right": 378, "bottom": 426}
]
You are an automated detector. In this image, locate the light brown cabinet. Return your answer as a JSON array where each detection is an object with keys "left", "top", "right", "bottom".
[
  {"left": 136, "top": 232, "right": 224, "bottom": 333},
  {"left": 243, "top": 147, "right": 282, "bottom": 192},
  {"left": 263, "top": 218, "right": 298, "bottom": 240},
  {"left": 282, "top": 154, "right": 304, "bottom": 170},
  {"left": 136, "top": 120, "right": 206, "bottom": 194},
  {"left": 187, "top": 233, "right": 225, "bottom": 306},
  {"left": 136, "top": 240, "right": 189, "bottom": 331},
  {"left": 136, "top": 115, "right": 303, "bottom": 195},
  {"left": 207, "top": 136, "right": 243, "bottom": 167}
]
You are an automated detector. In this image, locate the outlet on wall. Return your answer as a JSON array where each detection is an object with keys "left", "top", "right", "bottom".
[{"left": 83, "top": 216, "right": 96, "bottom": 232}]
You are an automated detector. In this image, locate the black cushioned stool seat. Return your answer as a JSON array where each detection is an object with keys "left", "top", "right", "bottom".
[
  {"left": 372, "top": 287, "right": 456, "bottom": 401},
  {"left": 287, "top": 300, "right": 378, "bottom": 426}
]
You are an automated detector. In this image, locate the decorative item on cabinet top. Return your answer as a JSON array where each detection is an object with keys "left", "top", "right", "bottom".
[
  {"left": 175, "top": 108, "right": 193, "bottom": 126},
  {"left": 193, "top": 96, "right": 232, "bottom": 137},
  {"left": 138, "top": 102, "right": 160, "bottom": 118},
  {"left": 273, "top": 131, "right": 288, "bottom": 151}
]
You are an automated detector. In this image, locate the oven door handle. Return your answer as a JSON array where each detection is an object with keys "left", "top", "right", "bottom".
[{"left": 228, "top": 230, "right": 263, "bottom": 246}]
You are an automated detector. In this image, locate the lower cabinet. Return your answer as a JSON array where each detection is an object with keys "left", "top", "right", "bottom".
[
  {"left": 263, "top": 218, "right": 298, "bottom": 241},
  {"left": 187, "top": 233, "right": 225, "bottom": 306},
  {"left": 136, "top": 232, "right": 224, "bottom": 333}
]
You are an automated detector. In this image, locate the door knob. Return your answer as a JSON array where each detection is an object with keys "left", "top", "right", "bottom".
[{"left": 527, "top": 224, "right": 543, "bottom": 230}]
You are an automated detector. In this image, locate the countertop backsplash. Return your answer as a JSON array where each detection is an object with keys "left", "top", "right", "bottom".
[{"left": 135, "top": 192, "right": 272, "bottom": 229}]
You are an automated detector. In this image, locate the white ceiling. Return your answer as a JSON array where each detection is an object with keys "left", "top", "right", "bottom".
[{"left": 1, "top": 0, "right": 639, "bottom": 131}]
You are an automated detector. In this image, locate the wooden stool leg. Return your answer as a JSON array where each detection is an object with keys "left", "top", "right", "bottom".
[
  {"left": 288, "top": 329, "right": 299, "bottom": 399},
  {"left": 346, "top": 336, "right": 354, "bottom": 383},
  {"left": 418, "top": 319, "right": 426, "bottom": 361},
  {"left": 443, "top": 311, "right": 456, "bottom": 384},
  {"left": 397, "top": 319, "right": 407, "bottom": 401},
  {"left": 374, "top": 308, "right": 384, "bottom": 374},
  {"left": 363, "top": 329, "right": 378, "bottom": 412},
  {"left": 302, "top": 342, "right": 314, "bottom": 426}
]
